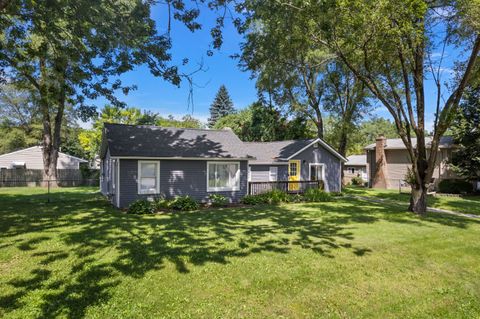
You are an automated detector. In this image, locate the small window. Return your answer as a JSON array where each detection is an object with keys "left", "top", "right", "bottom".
[
  {"left": 310, "top": 164, "right": 324, "bottom": 181},
  {"left": 289, "top": 163, "right": 297, "bottom": 176},
  {"left": 349, "top": 167, "right": 355, "bottom": 174},
  {"left": 269, "top": 167, "right": 278, "bottom": 181},
  {"left": 138, "top": 161, "right": 160, "bottom": 194},
  {"left": 208, "top": 162, "right": 240, "bottom": 192}
]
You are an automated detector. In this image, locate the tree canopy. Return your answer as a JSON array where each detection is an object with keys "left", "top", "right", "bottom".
[{"left": 208, "top": 85, "right": 235, "bottom": 128}]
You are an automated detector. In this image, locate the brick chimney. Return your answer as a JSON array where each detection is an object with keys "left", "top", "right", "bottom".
[{"left": 373, "top": 135, "right": 389, "bottom": 189}]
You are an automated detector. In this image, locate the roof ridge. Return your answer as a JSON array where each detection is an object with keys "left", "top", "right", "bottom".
[
  {"left": 104, "top": 122, "right": 231, "bottom": 132},
  {"left": 244, "top": 139, "right": 315, "bottom": 144}
]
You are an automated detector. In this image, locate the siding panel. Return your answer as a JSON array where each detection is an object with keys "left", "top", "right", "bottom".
[
  {"left": 249, "top": 165, "right": 288, "bottom": 182},
  {"left": 119, "top": 159, "right": 248, "bottom": 208},
  {"left": 292, "top": 145, "right": 342, "bottom": 192}
]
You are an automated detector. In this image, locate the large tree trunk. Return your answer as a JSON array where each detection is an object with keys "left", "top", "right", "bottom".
[{"left": 409, "top": 184, "right": 428, "bottom": 214}]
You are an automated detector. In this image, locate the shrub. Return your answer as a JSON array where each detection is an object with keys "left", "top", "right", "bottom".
[
  {"left": 242, "top": 194, "right": 265, "bottom": 205},
  {"left": 438, "top": 179, "right": 473, "bottom": 194},
  {"left": 242, "top": 190, "right": 291, "bottom": 205},
  {"left": 209, "top": 194, "right": 229, "bottom": 207},
  {"left": 169, "top": 196, "right": 200, "bottom": 211},
  {"left": 152, "top": 198, "right": 170, "bottom": 211},
  {"left": 304, "top": 188, "right": 332, "bottom": 202},
  {"left": 264, "top": 189, "right": 291, "bottom": 204},
  {"left": 351, "top": 176, "right": 364, "bottom": 186},
  {"left": 127, "top": 199, "right": 155, "bottom": 214}
]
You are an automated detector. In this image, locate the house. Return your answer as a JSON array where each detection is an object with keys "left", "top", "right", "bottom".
[
  {"left": 365, "top": 135, "right": 459, "bottom": 189},
  {"left": 344, "top": 155, "right": 367, "bottom": 183},
  {"left": 0, "top": 146, "right": 88, "bottom": 170},
  {"left": 100, "top": 123, "right": 347, "bottom": 208}
]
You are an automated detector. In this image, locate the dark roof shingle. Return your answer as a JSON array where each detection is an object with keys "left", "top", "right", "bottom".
[{"left": 102, "top": 123, "right": 253, "bottom": 159}]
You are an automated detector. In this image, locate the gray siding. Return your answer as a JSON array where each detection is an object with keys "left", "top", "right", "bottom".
[
  {"left": 249, "top": 164, "right": 288, "bottom": 182},
  {"left": 118, "top": 159, "right": 248, "bottom": 208},
  {"left": 292, "top": 145, "right": 342, "bottom": 192}
]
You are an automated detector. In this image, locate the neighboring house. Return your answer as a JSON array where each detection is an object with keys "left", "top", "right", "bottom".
[
  {"left": 365, "top": 135, "right": 458, "bottom": 190},
  {"left": 344, "top": 155, "right": 367, "bottom": 183},
  {"left": 100, "top": 123, "right": 347, "bottom": 208},
  {"left": 0, "top": 146, "right": 88, "bottom": 169}
]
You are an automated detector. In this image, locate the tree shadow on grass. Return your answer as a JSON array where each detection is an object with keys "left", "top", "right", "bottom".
[{"left": 0, "top": 190, "right": 478, "bottom": 318}]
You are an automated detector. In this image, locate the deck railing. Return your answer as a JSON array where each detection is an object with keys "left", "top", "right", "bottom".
[{"left": 248, "top": 180, "right": 323, "bottom": 195}]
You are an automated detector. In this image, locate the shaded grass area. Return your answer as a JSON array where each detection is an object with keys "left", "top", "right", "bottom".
[
  {"left": 345, "top": 186, "right": 480, "bottom": 216},
  {"left": 0, "top": 187, "right": 480, "bottom": 318}
]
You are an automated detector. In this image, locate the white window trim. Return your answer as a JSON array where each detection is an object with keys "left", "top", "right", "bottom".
[
  {"left": 207, "top": 161, "right": 240, "bottom": 192},
  {"left": 308, "top": 163, "right": 325, "bottom": 181},
  {"left": 137, "top": 160, "right": 160, "bottom": 195},
  {"left": 269, "top": 166, "right": 278, "bottom": 182}
]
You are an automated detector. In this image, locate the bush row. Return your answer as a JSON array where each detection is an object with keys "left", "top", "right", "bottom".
[
  {"left": 127, "top": 189, "right": 341, "bottom": 214},
  {"left": 242, "top": 188, "right": 339, "bottom": 205},
  {"left": 128, "top": 194, "right": 229, "bottom": 214}
]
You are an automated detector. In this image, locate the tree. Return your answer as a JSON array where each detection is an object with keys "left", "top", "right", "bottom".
[
  {"left": 239, "top": 2, "right": 332, "bottom": 138},
  {"left": 0, "top": 0, "right": 203, "bottom": 184},
  {"left": 450, "top": 85, "right": 480, "bottom": 180},
  {"left": 208, "top": 85, "right": 235, "bottom": 127},
  {"left": 213, "top": 102, "right": 313, "bottom": 141},
  {"left": 287, "top": 0, "right": 480, "bottom": 213},
  {"left": 213, "top": 107, "right": 253, "bottom": 139},
  {"left": 78, "top": 105, "right": 143, "bottom": 160}
]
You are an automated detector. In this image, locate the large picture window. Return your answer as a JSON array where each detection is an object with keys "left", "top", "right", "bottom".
[
  {"left": 138, "top": 161, "right": 160, "bottom": 194},
  {"left": 207, "top": 162, "right": 240, "bottom": 192}
]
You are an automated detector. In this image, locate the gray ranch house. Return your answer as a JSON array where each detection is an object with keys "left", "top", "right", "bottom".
[{"left": 100, "top": 123, "right": 346, "bottom": 208}]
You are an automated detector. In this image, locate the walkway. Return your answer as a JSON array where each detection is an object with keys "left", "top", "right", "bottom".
[{"left": 348, "top": 195, "right": 480, "bottom": 219}]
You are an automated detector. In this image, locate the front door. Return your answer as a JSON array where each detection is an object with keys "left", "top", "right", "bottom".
[{"left": 288, "top": 160, "right": 301, "bottom": 191}]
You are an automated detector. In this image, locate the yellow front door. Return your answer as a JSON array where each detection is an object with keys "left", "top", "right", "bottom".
[{"left": 288, "top": 160, "right": 301, "bottom": 191}]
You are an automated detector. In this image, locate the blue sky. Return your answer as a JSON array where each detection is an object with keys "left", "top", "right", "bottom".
[
  {"left": 87, "top": 3, "right": 461, "bottom": 131},
  {"left": 90, "top": 4, "right": 257, "bottom": 124}
]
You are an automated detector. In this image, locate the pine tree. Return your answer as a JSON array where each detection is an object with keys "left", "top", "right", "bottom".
[{"left": 208, "top": 85, "right": 235, "bottom": 128}]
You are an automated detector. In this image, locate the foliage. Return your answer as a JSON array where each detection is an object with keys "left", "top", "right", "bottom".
[
  {"left": 303, "top": 188, "right": 332, "bottom": 202},
  {"left": 404, "top": 167, "right": 417, "bottom": 187},
  {"left": 127, "top": 199, "right": 155, "bottom": 214},
  {"left": 208, "top": 194, "right": 229, "bottom": 207},
  {"left": 213, "top": 102, "right": 314, "bottom": 142},
  {"left": 243, "top": 188, "right": 333, "bottom": 205},
  {"left": 241, "top": 194, "right": 267, "bottom": 205},
  {"left": 168, "top": 196, "right": 200, "bottom": 211},
  {"left": 450, "top": 85, "right": 480, "bottom": 180},
  {"left": 438, "top": 179, "right": 473, "bottom": 194},
  {"left": 351, "top": 176, "right": 365, "bottom": 186},
  {"left": 208, "top": 85, "right": 235, "bottom": 127},
  {"left": 0, "top": 0, "right": 210, "bottom": 180},
  {"left": 325, "top": 116, "right": 399, "bottom": 156}
]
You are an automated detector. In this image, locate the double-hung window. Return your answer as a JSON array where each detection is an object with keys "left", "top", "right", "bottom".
[
  {"left": 138, "top": 161, "right": 160, "bottom": 194},
  {"left": 207, "top": 162, "right": 240, "bottom": 191},
  {"left": 269, "top": 167, "right": 278, "bottom": 181}
]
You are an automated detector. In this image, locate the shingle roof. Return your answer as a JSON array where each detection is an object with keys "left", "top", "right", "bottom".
[
  {"left": 346, "top": 155, "right": 367, "bottom": 166},
  {"left": 364, "top": 136, "right": 455, "bottom": 150},
  {"left": 244, "top": 139, "right": 316, "bottom": 164},
  {"left": 102, "top": 123, "right": 254, "bottom": 159}
]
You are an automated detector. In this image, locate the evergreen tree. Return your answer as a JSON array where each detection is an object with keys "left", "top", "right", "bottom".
[
  {"left": 450, "top": 85, "right": 480, "bottom": 181},
  {"left": 208, "top": 85, "right": 235, "bottom": 127}
]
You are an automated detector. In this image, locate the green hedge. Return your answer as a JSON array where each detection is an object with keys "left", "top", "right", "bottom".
[{"left": 438, "top": 179, "right": 473, "bottom": 194}]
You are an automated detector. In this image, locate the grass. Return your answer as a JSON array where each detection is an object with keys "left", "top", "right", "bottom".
[
  {"left": 344, "top": 186, "right": 480, "bottom": 216},
  {"left": 1, "top": 187, "right": 480, "bottom": 318}
]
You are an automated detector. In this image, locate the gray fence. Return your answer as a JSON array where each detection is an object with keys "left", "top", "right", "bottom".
[{"left": 0, "top": 169, "right": 99, "bottom": 187}]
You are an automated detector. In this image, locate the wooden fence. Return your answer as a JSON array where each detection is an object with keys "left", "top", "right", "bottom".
[
  {"left": 0, "top": 169, "right": 99, "bottom": 187},
  {"left": 248, "top": 180, "right": 323, "bottom": 195}
]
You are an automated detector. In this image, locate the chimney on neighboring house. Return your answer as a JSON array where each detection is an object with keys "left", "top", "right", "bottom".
[{"left": 373, "top": 134, "right": 389, "bottom": 189}]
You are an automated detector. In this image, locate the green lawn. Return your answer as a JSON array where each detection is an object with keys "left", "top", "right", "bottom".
[
  {"left": 344, "top": 186, "right": 480, "bottom": 216},
  {"left": 1, "top": 187, "right": 480, "bottom": 318}
]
